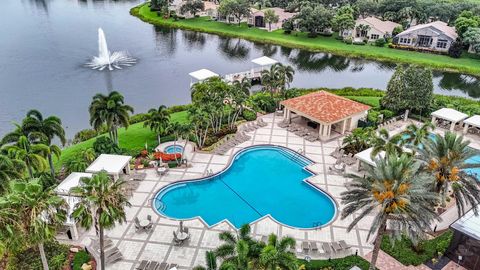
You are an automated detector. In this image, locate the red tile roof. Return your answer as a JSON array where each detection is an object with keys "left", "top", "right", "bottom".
[{"left": 280, "top": 91, "right": 371, "bottom": 124}]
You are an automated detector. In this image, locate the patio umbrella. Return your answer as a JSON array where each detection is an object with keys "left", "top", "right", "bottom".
[{"left": 179, "top": 221, "right": 184, "bottom": 233}]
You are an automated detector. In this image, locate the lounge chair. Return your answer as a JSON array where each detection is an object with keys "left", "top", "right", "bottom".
[
  {"left": 339, "top": 240, "right": 351, "bottom": 250},
  {"left": 302, "top": 241, "right": 310, "bottom": 253},
  {"left": 322, "top": 242, "right": 332, "bottom": 255},
  {"left": 106, "top": 252, "right": 123, "bottom": 264},
  {"left": 104, "top": 247, "right": 121, "bottom": 258},
  {"left": 169, "top": 264, "right": 178, "bottom": 269},
  {"left": 331, "top": 242, "right": 342, "bottom": 252},
  {"left": 306, "top": 134, "right": 319, "bottom": 142},
  {"left": 147, "top": 261, "right": 159, "bottom": 270},
  {"left": 137, "top": 260, "right": 149, "bottom": 270},
  {"left": 158, "top": 262, "right": 169, "bottom": 270},
  {"left": 310, "top": 242, "right": 319, "bottom": 252}
]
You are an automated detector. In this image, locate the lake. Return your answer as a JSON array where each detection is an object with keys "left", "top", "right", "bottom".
[{"left": 1, "top": 0, "right": 479, "bottom": 139}]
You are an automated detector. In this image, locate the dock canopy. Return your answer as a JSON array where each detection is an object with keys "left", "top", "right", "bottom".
[
  {"left": 447, "top": 209, "right": 480, "bottom": 269},
  {"left": 188, "top": 69, "right": 219, "bottom": 81},
  {"left": 251, "top": 56, "right": 278, "bottom": 66},
  {"left": 55, "top": 172, "right": 93, "bottom": 195},
  {"left": 431, "top": 108, "right": 468, "bottom": 131},
  {"left": 86, "top": 154, "right": 132, "bottom": 180}
]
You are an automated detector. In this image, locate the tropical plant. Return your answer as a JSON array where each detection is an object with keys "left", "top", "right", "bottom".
[
  {"left": 275, "top": 64, "right": 295, "bottom": 94},
  {"left": 295, "top": 3, "right": 333, "bottom": 37},
  {"left": 144, "top": 105, "right": 171, "bottom": 144},
  {"left": 89, "top": 91, "right": 134, "bottom": 146},
  {"left": 180, "top": 0, "right": 204, "bottom": 16},
  {"left": 260, "top": 234, "right": 298, "bottom": 270},
  {"left": 341, "top": 127, "right": 376, "bottom": 155},
  {"left": 70, "top": 171, "right": 130, "bottom": 270},
  {"left": 232, "top": 77, "right": 251, "bottom": 96},
  {"left": 416, "top": 132, "right": 480, "bottom": 214},
  {"left": 218, "top": 0, "right": 251, "bottom": 26},
  {"left": 400, "top": 122, "right": 434, "bottom": 149},
  {"left": 261, "top": 64, "right": 281, "bottom": 96},
  {"left": 341, "top": 154, "right": 440, "bottom": 270},
  {"left": 6, "top": 179, "right": 67, "bottom": 270},
  {"left": 92, "top": 136, "right": 121, "bottom": 155},
  {"left": 463, "top": 27, "right": 480, "bottom": 54},
  {"left": 188, "top": 107, "right": 210, "bottom": 149},
  {"left": 332, "top": 5, "right": 355, "bottom": 36},
  {"left": 264, "top": 9, "right": 279, "bottom": 31},
  {"left": 370, "top": 128, "right": 404, "bottom": 158},
  {"left": 192, "top": 251, "right": 218, "bottom": 270},
  {"left": 0, "top": 154, "right": 26, "bottom": 193},
  {"left": 2, "top": 136, "right": 49, "bottom": 177},
  {"left": 65, "top": 148, "right": 97, "bottom": 174}
]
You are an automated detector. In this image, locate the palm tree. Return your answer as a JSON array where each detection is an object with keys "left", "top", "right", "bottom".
[
  {"left": 341, "top": 154, "right": 440, "bottom": 270},
  {"left": 401, "top": 122, "right": 434, "bottom": 148},
  {"left": 22, "top": 110, "right": 66, "bottom": 178},
  {"left": 144, "top": 105, "right": 171, "bottom": 145},
  {"left": 260, "top": 234, "right": 298, "bottom": 270},
  {"left": 370, "top": 128, "right": 404, "bottom": 158},
  {"left": 417, "top": 132, "right": 480, "bottom": 214},
  {"left": 232, "top": 77, "right": 251, "bottom": 96},
  {"left": 0, "top": 195, "right": 22, "bottom": 258},
  {"left": 70, "top": 172, "right": 130, "bottom": 270},
  {"left": 275, "top": 64, "right": 295, "bottom": 92},
  {"left": 2, "top": 136, "right": 49, "bottom": 177},
  {"left": 215, "top": 224, "right": 263, "bottom": 269},
  {"left": 192, "top": 251, "right": 218, "bottom": 270},
  {"left": 0, "top": 155, "right": 26, "bottom": 193},
  {"left": 177, "top": 123, "right": 192, "bottom": 163},
  {"left": 89, "top": 91, "right": 134, "bottom": 146},
  {"left": 260, "top": 64, "right": 280, "bottom": 96},
  {"left": 7, "top": 179, "right": 67, "bottom": 270}
]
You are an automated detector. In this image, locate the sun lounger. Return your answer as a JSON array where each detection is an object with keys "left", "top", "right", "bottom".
[
  {"left": 306, "top": 134, "right": 319, "bottom": 142},
  {"left": 322, "top": 242, "right": 332, "bottom": 254},
  {"left": 146, "top": 261, "right": 159, "bottom": 270},
  {"left": 339, "top": 240, "right": 351, "bottom": 250},
  {"left": 106, "top": 252, "right": 123, "bottom": 264},
  {"left": 157, "top": 262, "right": 169, "bottom": 270},
  {"left": 169, "top": 264, "right": 178, "bottom": 270},
  {"left": 137, "top": 260, "right": 149, "bottom": 270},
  {"left": 310, "top": 242, "right": 318, "bottom": 252},
  {"left": 331, "top": 242, "right": 342, "bottom": 252},
  {"left": 302, "top": 241, "right": 310, "bottom": 253}
]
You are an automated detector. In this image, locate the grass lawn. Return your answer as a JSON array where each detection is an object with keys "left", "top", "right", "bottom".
[
  {"left": 345, "top": 96, "right": 382, "bottom": 107},
  {"left": 55, "top": 111, "right": 189, "bottom": 170},
  {"left": 131, "top": 4, "right": 480, "bottom": 75}
]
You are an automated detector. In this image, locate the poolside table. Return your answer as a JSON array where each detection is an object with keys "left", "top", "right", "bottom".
[
  {"left": 176, "top": 231, "right": 189, "bottom": 241},
  {"left": 139, "top": 219, "right": 150, "bottom": 228}
]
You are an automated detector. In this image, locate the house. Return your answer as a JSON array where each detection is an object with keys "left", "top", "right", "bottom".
[
  {"left": 394, "top": 21, "right": 458, "bottom": 52},
  {"left": 343, "top": 17, "right": 400, "bottom": 41},
  {"left": 216, "top": 8, "right": 257, "bottom": 24},
  {"left": 247, "top": 8, "right": 296, "bottom": 31}
]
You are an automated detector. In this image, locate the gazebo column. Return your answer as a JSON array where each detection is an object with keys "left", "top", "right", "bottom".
[
  {"left": 71, "top": 223, "right": 79, "bottom": 240},
  {"left": 341, "top": 119, "right": 348, "bottom": 134},
  {"left": 432, "top": 116, "right": 437, "bottom": 124},
  {"left": 463, "top": 124, "right": 470, "bottom": 134},
  {"left": 450, "top": 121, "right": 456, "bottom": 131}
]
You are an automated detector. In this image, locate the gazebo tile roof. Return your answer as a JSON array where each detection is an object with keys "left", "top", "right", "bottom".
[{"left": 280, "top": 91, "right": 371, "bottom": 124}]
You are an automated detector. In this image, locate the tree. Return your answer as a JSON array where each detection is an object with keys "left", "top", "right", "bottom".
[
  {"left": 144, "top": 105, "right": 171, "bottom": 145},
  {"left": 232, "top": 77, "right": 251, "bottom": 96},
  {"left": 392, "top": 25, "right": 404, "bottom": 36},
  {"left": 381, "top": 65, "right": 433, "bottom": 113},
  {"left": 89, "top": 91, "right": 134, "bottom": 146},
  {"left": 400, "top": 122, "right": 434, "bottom": 150},
  {"left": 282, "top": 18, "right": 294, "bottom": 34},
  {"left": 6, "top": 179, "right": 67, "bottom": 270},
  {"left": 2, "top": 136, "right": 49, "bottom": 178},
  {"left": 417, "top": 132, "right": 480, "bottom": 214},
  {"left": 355, "top": 23, "right": 371, "bottom": 39},
  {"left": 192, "top": 251, "right": 218, "bottom": 270},
  {"left": 354, "top": 0, "right": 379, "bottom": 18},
  {"left": 259, "top": 234, "right": 298, "bottom": 270},
  {"left": 180, "top": 0, "right": 205, "bottom": 17},
  {"left": 218, "top": 0, "right": 251, "bottom": 26},
  {"left": 261, "top": 64, "right": 280, "bottom": 96},
  {"left": 188, "top": 107, "right": 210, "bottom": 149},
  {"left": 454, "top": 11, "right": 480, "bottom": 38},
  {"left": 0, "top": 155, "right": 25, "bottom": 194},
  {"left": 370, "top": 128, "right": 404, "bottom": 158},
  {"left": 295, "top": 3, "right": 333, "bottom": 37},
  {"left": 463, "top": 27, "right": 480, "bottom": 53},
  {"left": 333, "top": 5, "right": 355, "bottom": 36},
  {"left": 71, "top": 172, "right": 130, "bottom": 270},
  {"left": 341, "top": 127, "right": 376, "bottom": 155},
  {"left": 264, "top": 9, "right": 279, "bottom": 31},
  {"left": 448, "top": 40, "right": 464, "bottom": 58},
  {"left": 341, "top": 154, "right": 440, "bottom": 270}
]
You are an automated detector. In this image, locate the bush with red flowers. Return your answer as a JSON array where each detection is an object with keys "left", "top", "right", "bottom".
[{"left": 153, "top": 152, "right": 181, "bottom": 161}]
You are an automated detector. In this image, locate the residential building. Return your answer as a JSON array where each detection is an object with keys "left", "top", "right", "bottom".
[
  {"left": 343, "top": 17, "right": 400, "bottom": 42},
  {"left": 248, "top": 8, "right": 297, "bottom": 31},
  {"left": 394, "top": 21, "right": 458, "bottom": 52}
]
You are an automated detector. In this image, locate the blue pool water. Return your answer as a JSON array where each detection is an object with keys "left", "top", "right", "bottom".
[
  {"left": 164, "top": 145, "right": 183, "bottom": 154},
  {"left": 466, "top": 154, "right": 480, "bottom": 180},
  {"left": 154, "top": 146, "right": 337, "bottom": 228}
]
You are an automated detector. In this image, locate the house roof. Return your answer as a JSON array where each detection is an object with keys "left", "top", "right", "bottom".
[
  {"left": 252, "top": 7, "right": 296, "bottom": 21},
  {"left": 451, "top": 208, "right": 480, "bottom": 241},
  {"left": 251, "top": 56, "right": 278, "bottom": 66},
  {"left": 280, "top": 91, "right": 371, "bottom": 124},
  {"left": 188, "top": 69, "right": 219, "bottom": 81},
  {"left": 55, "top": 172, "right": 93, "bottom": 195},
  {"left": 432, "top": 108, "right": 468, "bottom": 123},
  {"left": 398, "top": 21, "right": 458, "bottom": 40},
  {"left": 85, "top": 154, "right": 132, "bottom": 175},
  {"left": 464, "top": 115, "right": 480, "bottom": 128},
  {"left": 358, "top": 17, "right": 400, "bottom": 34}
]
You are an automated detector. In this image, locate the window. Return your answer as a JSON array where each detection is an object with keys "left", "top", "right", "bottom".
[
  {"left": 418, "top": 35, "right": 433, "bottom": 47},
  {"left": 407, "top": 38, "right": 411, "bottom": 44},
  {"left": 370, "top": 34, "right": 379, "bottom": 40},
  {"left": 436, "top": 39, "right": 448, "bottom": 49}
]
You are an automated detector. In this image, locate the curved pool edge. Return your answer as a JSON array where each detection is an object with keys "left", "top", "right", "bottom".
[{"left": 150, "top": 144, "right": 340, "bottom": 231}]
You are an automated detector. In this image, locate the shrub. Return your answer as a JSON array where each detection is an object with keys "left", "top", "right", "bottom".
[
  {"left": 392, "top": 25, "right": 404, "bottom": 36},
  {"left": 353, "top": 40, "right": 366, "bottom": 45},
  {"left": 249, "top": 92, "right": 276, "bottom": 113},
  {"left": 448, "top": 40, "right": 463, "bottom": 58},
  {"left": 130, "top": 113, "right": 149, "bottom": 124},
  {"left": 73, "top": 129, "right": 98, "bottom": 144},
  {"left": 73, "top": 251, "right": 91, "bottom": 270},
  {"left": 242, "top": 110, "right": 257, "bottom": 121},
  {"left": 343, "top": 37, "right": 353, "bottom": 44},
  {"left": 379, "top": 109, "right": 395, "bottom": 119},
  {"left": 282, "top": 19, "right": 294, "bottom": 34},
  {"left": 299, "top": 255, "right": 371, "bottom": 270},
  {"left": 375, "top": 38, "right": 387, "bottom": 47},
  {"left": 93, "top": 137, "right": 121, "bottom": 155},
  {"left": 167, "top": 104, "right": 191, "bottom": 114},
  {"left": 7, "top": 241, "right": 69, "bottom": 270}
]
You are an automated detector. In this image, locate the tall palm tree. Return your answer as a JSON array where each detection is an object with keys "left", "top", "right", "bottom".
[
  {"left": 401, "top": 122, "right": 434, "bottom": 148},
  {"left": 193, "top": 251, "right": 218, "bottom": 270},
  {"left": 232, "top": 77, "right": 251, "bottom": 96},
  {"left": 370, "top": 128, "right": 404, "bottom": 158},
  {"left": 341, "top": 154, "right": 440, "bottom": 270},
  {"left": 2, "top": 136, "right": 49, "bottom": 177},
  {"left": 0, "top": 195, "right": 21, "bottom": 258},
  {"left": 417, "top": 132, "right": 480, "bottom": 214},
  {"left": 70, "top": 172, "right": 131, "bottom": 270},
  {"left": 6, "top": 179, "right": 67, "bottom": 270},
  {"left": 144, "top": 105, "right": 171, "bottom": 145},
  {"left": 0, "top": 155, "right": 26, "bottom": 193},
  {"left": 275, "top": 64, "right": 295, "bottom": 92},
  {"left": 260, "top": 64, "right": 280, "bottom": 97},
  {"left": 22, "top": 110, "right": 66, "bottom": 178},
  {"left": 260, "top": 234, "right": 298, "bottom": 270},
  {"left": 89, "top": 91, "right": 134, "bottom": 146},
  {"left": 215, "top": 224, "right": 263, "bottom": 269}
]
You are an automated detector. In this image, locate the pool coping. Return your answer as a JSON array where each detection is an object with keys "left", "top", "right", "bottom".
[{"left": 150, "top": 144, "right": 340, "bottom": 231}]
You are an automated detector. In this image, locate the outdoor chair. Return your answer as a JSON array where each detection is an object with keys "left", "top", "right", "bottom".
[
  {"left": 104, "top": 247, "right": 121, "bottom": 259},
  {"left": 106, "top": 252, "right": 123, "bottom": 264},
  {"left": 134, "top": 217, "right": 141, "bottom": 231},
  {"left": 183, "top": 227, "right": 189, "bottom": 234},
  {"left": 146, "top": 261, "right": 159, "bottom": 270},
  {"left": 339, "top": 240, "right": 351, "bottom": 251},
  {"left": 158, "top": 262, "right": 169, "bottom": 270},
  {"left": 137, "top": 260, "right": 149, "bottom": 270},
  {"left": 173, "top": 231, "right": 183, "bottom": 245},
  {"left": 331, "top": 242, "right": 342, "bottom": 252},
  {"left": 169, "top": 264, "right": 178, "bottom": 269},
  {"left": 302, "top": 241, "right": 310, "bottom": 253},
  {"left": 310, "top": 242, "right": 319, "bottom": 252},
  {"left": 322, "top": 242, "right": 332, "bottom": 255}
]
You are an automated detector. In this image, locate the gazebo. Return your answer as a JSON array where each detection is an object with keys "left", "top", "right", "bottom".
[
  {"left": 354, "top": 147, "right": 383, "bottom": 170},
  {"left": 251, "top": 56, "right": 278, "bottom": 67},
  {"left": 280, "top": 91, "right": 370, "bottom": 140},
  {"left": 446, "top": 209, "right": 480, "bottom": 269},
  {"left": 431, "top": 108, "right": 468, "bottom": 131},
  {"left": 463, "top": 115, "right": 480, "bottom": 134},
  {"left": 85, "top": 154, "right": 132, "bottom": 180},
  {"left": 188, "top": 69, "right": 219, "bottom": 86},
  {"left": 55, "top": 172, "right": 93, "bottom": 240}
]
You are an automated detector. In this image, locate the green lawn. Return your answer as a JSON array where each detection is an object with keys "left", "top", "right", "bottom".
[
  {"left": 345, "top": 96, "right": 382, "bottom": 107},
  {"left": 55, "top": 111, "right": 189, "bottom": 170},
  {"left": 131, "top": 4, "right": 480, "bottom": 75}
]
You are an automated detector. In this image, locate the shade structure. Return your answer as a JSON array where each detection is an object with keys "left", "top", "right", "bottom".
[
  {"left": 451, "top": 209, "right": 480, "bottom": 241},
  {"left": 86, "top": 154, "right": 132, "bottom": 177},
  {"left": 464, "top": 115, "right": 480, "bottom": 128},
  {"left": 251, "top": 56, "right": 278, "bottom": 66},
  {"left": 55, "top": 172, "right": 93, "bottom": 195},
  {"left": 354, "top": 147, "right": 384, "bottom": 167},
  {"left": 188, "top": 69, "right": 219, "bottom": 81},
  {"left": 431, "top": 108, "right": 468, "bottom": 123}
]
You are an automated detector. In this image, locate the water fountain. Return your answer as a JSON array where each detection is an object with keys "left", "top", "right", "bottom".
[{"left": 86, "top": 28, "right": 136, "bottom": 71}]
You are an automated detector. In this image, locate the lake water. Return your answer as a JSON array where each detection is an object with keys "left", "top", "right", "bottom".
[{"left": 1, "top": 0, "right": 479, "bottom": 139}]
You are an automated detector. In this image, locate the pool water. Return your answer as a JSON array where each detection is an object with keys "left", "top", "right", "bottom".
[
  {"left": 154, "top": 146, "right": 337, "bottom": 229},
  {"left": 466, "top": 154, "right": 480, "bottom": 180},
  {"left": 164, "top": 145, "right": 183, "bottom": 154}
]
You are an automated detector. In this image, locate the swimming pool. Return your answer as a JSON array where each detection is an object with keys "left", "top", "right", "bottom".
[
  {"left": 154, "top": 146, "right": 337, "bottom": 229},
  {"left": 164, "top": 145, "right": 183, "bottom": 154}
]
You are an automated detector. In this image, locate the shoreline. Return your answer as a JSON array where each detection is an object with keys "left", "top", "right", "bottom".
[{"left": 130, "top": 4, "right": 480, "bottom": 76}]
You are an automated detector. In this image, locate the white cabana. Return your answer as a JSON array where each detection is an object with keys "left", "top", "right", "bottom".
[
  {"left": 354, "top": 147, "right": 385, "bottom": 170},
  {"left": 85, "top": 154, "right": 132, "bottom": 180},
  {"left": 55, "top": 172, "right": 93, "bottom": 240},
  {"left": 188, "top": 69, "right": 219, "bottom": 85},
  {"left": 463, "top": 115, "right": 480, "bottom": 134},
  {"left": 431, "top": 108, "right": 468, "bottom": 131},
  {"left": 251, "top": 56, "right": 278, "bottom": 66}
]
